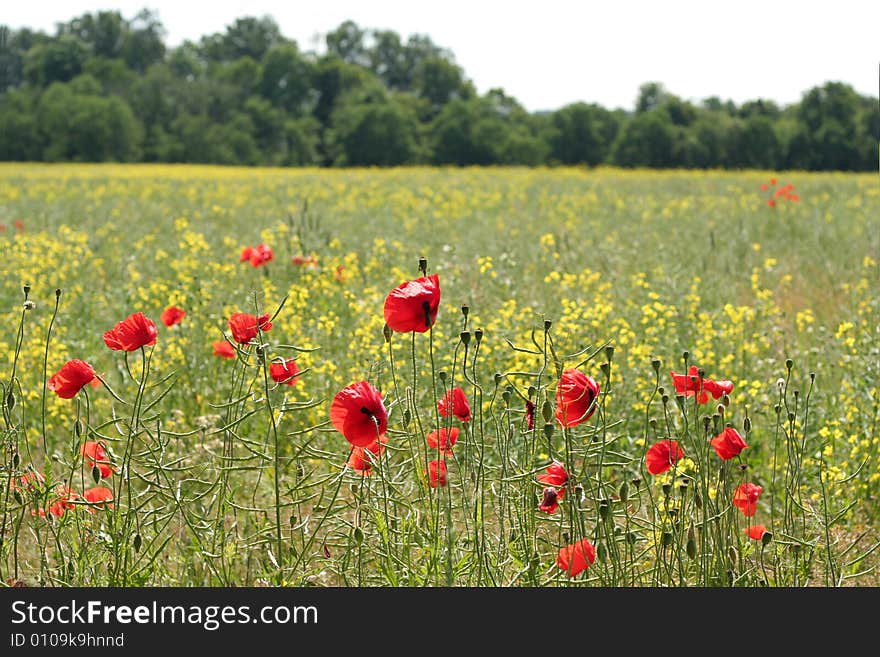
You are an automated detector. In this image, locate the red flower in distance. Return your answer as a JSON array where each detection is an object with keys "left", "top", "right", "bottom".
[
  {"left": 556, "top": 538, "right": 596, "bottom": 577},
  {"left": 161, "top": 306, "right": 186, "bottom": 327},
  {"left": 81, "top": 441, "right": 117, "bottom": 479},
  {"left": 330, "top": 381, "right": 388, "bottom": 448},
  {"left": 525, "top": 400, "right": 536, "bottom": 430},
  {"left": 248, "top": 243, "right": 273, "bottom": 267},
  {"left": 426, "top": 427, "right": 459, "bottom": 455},
  {"left": 48, "top": 360, "right": 96, "bottom": 399},
  {"left": 426, "top": 459, "right": 448, "bottom": 487},
  {"left": 733, "top": 482, "right": 763, "bottom": 517},
  {"left": 269, "top": 359, "right": 300, "bottom": 386},
  {"left": 438, "top": 387, "right": 471, "bottom": 422},
  {"left": 83, "top": 486, "right": 114, "bottom": 513},
  {"left": 745, "top": 525, "right": 769, "bottom": 541},
  {"left": 240, "top": 247, "right": 253, "bottom": 262},
  {"left": 228, "top": 312, "right": 272, "bottom": 344},
  {"left": 347, "top": 436, "right": 388, "bottom": 476},
  {"left": 10, "top": 471, "right": 45, "bottom": 494},
  {"left": 33, "top": 486, "right": 79, "bottom": 518},
  {"left": 670, "top": 366, "right": 733, "bottom": 404},
  {"left": 383, "top": 273, "right": 440, "bottom": 333},
  {"left": 555, "top": 369, "right": 600, "bottom": 428},
  {"left": 213, "top": 340, "right": 236, "bottom": 359},
  {"left": 103, "top": 312, "right": 158, "bottom": 351},
  {"left": 711, "top": 427, "right": 748, "bottom": 460},
  {"left": 539, "top": 487, "right": 560, "bottom": 514},
  {"left": 537, "top": 461, "right": 568, "bottom": 498},
  {"left": 646, "top": 440, "right": 684, "bottom": 475}
]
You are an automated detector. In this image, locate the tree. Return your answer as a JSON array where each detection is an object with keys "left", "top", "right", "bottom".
[
  {"left": 24, "top": 36, "right": 90, "bottom": 86},
  {"left": 611, "top": 109, "right": 677, "bottom": 168},
  {"left": 325, "top": 21, "right": 368, "bottom": 67},
  {"left": 259, "top": 44, "right": 315, "bottom": 114}
]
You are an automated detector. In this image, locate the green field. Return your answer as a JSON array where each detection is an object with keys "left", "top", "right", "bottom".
[{"left": 0, "top": 164, "right": 877, "bottom": 586}]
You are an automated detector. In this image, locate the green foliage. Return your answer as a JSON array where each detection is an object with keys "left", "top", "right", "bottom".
[{"left": 0, "top": 14, "right": 876, "bottom": 169}]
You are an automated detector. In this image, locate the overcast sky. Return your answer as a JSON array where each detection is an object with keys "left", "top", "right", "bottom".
[{"left": 6, "top": 0, "right": 879, "bottom": 111}]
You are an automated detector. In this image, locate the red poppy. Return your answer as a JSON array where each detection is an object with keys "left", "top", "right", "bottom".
[
  {"left": 213, "top": 340, "right": 236, "bottom": 359},
  {"left": 745, "top": 525, "right": 768, "bottom": 541},
  {"left": 383, "top": 273, "right": 441, "bottom": 333},
  {"left": 292, "top": 254, "right": 319, "bottom": 268},
  {"left": 14, "top": 219, "right": 24, "bottom": 231},
  {"left": 10, "top": 471, "right": 45, "bottom": 493},
  {"left": 103, "top": 312, "right": 158, "bottom": 351},
  {"left": 240, "top": 246, "right": 253, "bottom": 262},
  {"left": 334, "top": 265, "right": 346, "bottom": 283},
  {"left": 438, "top": 386, "right": 471, "bottom": 422},
  {"left": 33, "top": 486, "right": 78, "bottom": 518},
  {"left": 330, "top": 381, "right": 388, "bottom": 448},
  {"left": 247, "top": 243, "right": 273, "bottom": 267},
  {"left": 347, "top": 436, "right": 388, "bottom": 476},
  {"left": 556, "top": 538, "right": 596, "bottom": 577},
  {"left": 769, "top": 178, "right": 777, "bottom": 186},
  {"left": 525, "top": 400, "right": 536, "bottom": 430},
  {"left": 161, "top": 306, "right": 186, "bottom": 327},
  {"left": 760, "top": 183, "right": 769, "bottom": 192},
  {"left": 426, "top": 459, "right": 448, "bottom": 487},
  {"left": 81, "top": 441, "right": 117, "bottom": 479},
  {"left": 669, "top": 366, "right": 733, "bottom": 404},
  {"left": 767, "top": 199, "right": 776, "bottom": 208},
  {"left": 48, "top": 359, "right": 96, "bottom": 399},
  {"left": 269, "top": 359, "right": 300, "bottom": 386},
  {"left": 733, "top": 482, "right": 762, "bottom": 517},
  {"left": 787, "top": 194, "right": 799, "bottom": 202},
  {"left": 555, "top": 369, "right": 600, "bottom": 428},
  {"left": 645, "top": 440, "right": 684, "bottom": 475},
  {"left": 82, "top": 486, "right": 114, "bottom": 513},
  {"left": 537, "top": 461, "right": 568, "bottom": 498},
  {"left": 426, "top": 427, "right": 459, "bottom": 455},
  {"left": 228, "top": 312, "right": 272, "bottom": 344},
  {"left": 711, "top": 427, "right": 748, "bottom": 460},
  {"left": 539, "top": 487, "right": 560, "bottom": 514}
]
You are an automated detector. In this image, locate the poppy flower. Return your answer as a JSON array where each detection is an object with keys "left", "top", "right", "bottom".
[
  {"left": 14, "top": 219, "right": 24, "bottom": 231},
  {"left": 539, "top": 487, "right": 560, "bottom": 514},
  {"left": 769, "top": 178, "right": 777, "bottom": 186},
  {"left": 213, "top": 340, "right": 236, "bottom": 359},
  {"left": 767, "top": 199, "right": 776, "bottom": 208},
  {"left": 330, "top": 381, "right": 388, "bottom": 448},
  {"left": 555, "top": 369, "right": 600, "bottom": 428},
  {"left": 426, "top": 427, "right": 459, "bottom": 455},
  {"left": 292, "top": 254, "right": 319, "bottom": 269},
  {"left": 334, "top": 265, "right": 346, "bottom": 283},
  {"left": 525, "top": 400, "right": 536, "bottom": 430},
  {"left": 269, "top": 359, "right": 300, "bottom": 386},
  {"left": 10, "top": 471, "right": 45, "bottom": 493},
  {"left": 438, "top": 387, "right": 471, "bottom": 422},
  {"left": 82, "top": 486, "right": 114, "bottom": 513},
  {"left": 733, "top": 482, "right": 762, "bottom": 517},
  {"left": 240, "top": 246, "right": 253, "bottom": 262},
  {"left": 33, "top": 486, "right": 78, "bottom": 518},
  {"left": 103, "top": 312, "right": 158, "bottom": 351},
  {"left": 426, "top": 459, "right": 448, "bottom": 487},
  {"left": 347, "top": 436, "right": 388, "bottom": 476},
  {"left": 48, "top": 359, "right": 96, "bottom": 399},
  {"left": 247, "top": 243, "right": 273, "bottom": 267},
  {"left": 745, "top": 525, "right": 769, "bottom": 541},
  {"left": 669, "top": 366, "right": 733, "bottom": 404},
  {"left": 161, "top": 306, "right": 186, "bottom": 327},
  {"left": 383, "top": 273, "right": 440, "bottom": 333},
  {"left": 711, "top": 427, "right": 748, "bottom": 460},
  {"left": 81, "top": 441, "right": 117, "bottom": 478},
  {"left": 228, "top": 312, "right": 272, "bottom": 344},
  {"left": 537, "top": 461, "right": 568, "bottom": 497},
  {"left": 645, "top": 440, "right": 684, "bottom": 475},
  {"left": 556, "top": 538, "right": 596, "bottom": 577},
  {"left": 760, "top": 183, "right": 769, "bottom": 192}
]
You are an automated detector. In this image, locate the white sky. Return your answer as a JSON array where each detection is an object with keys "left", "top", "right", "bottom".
[{"left": 5, "top": 0, "right": 879, "bottom": 111}]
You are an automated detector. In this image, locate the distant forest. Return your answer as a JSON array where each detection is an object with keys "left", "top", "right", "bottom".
[{"left": 0, "top": 11, "right": 877, "bottom": 169}]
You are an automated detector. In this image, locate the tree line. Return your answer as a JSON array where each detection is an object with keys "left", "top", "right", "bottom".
[{"left": 0, "top": 11, "right": 877, "bottom": 169}]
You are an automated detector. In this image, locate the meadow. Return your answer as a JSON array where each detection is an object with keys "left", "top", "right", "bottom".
[{"left": 0, "top": 164, "right": 877, "bottom": 587}]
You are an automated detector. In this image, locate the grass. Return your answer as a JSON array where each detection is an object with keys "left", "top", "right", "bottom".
[{"left": 0, "top": 164, "right": 877, "bottom": 587}]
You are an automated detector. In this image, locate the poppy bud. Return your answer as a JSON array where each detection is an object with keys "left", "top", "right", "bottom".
[
  {"left": 12, "top": 452, "right": 20, "bottom": 468},
  {"left": 728, "top": 546, "right": 738, "bottom": 565},
  {"left": 721, "top": 394, "right": 730, "bottom": 407},
  {"left": 23, "top": 284, "right": 30, "bottom": 298},
  {"left": 527, "top": 385, "right": 537, "bottom": 399},
  {"left": 631, "top": 476, "right": 641, "bottom": 489},
  {"left": 56, "top": 288, "right": 62, "bottom": 299},
  {"left": 619, "top": 481, "right": 629, "bottom": 504},
  {"left": 785, "top": 358, "right": 793, "bottom": 371},
  {"left": 461, "top": 304, "right": 469, "bottom": 318},
  {"left": 662, "top": 532, "right": 673, "bottom": 547},
  {"left": 600, "top": 361, "right": 610, "bottom": 376},
  {"left": 6, "top": 392, "right": 14, "bottom": 412},
  {"left": 678, "top": 479, "right": 690, "bottom": 496},
  {"left": 92, "top": 465, "right": 101, "bottom": 485},
  {"left": 662, "top": 482, "right": 672, "bottom": 497},
  {"left": 717, "top": 404, "right": 725, "bottom": 416},
  {"left": 599, "top": 501, "right": 610, "bottom": 519},
  {"left": 134, "top": 534, "right": 142, "bottom": 553},
  {"left": 649, "top": 418, "right": 658, "bottom": 430},
  {"left": 743, "top": 416, "right": 752, "bottom": 433},
  {"left": 627, "top": 531, "right": 638, "bottom": 545},
  {"left": 74, "top": 418, "right": 83, "bottom": 437},
  {"left": 787, "top": 412, "right": 795, "bottom": 422},
  {"left": 502, "top": 389, "right": 511, "bottom": 404},
  {"left": 354, "top": 527, "right": 364, "bottom": 544},
  {"left": 761, "top": 531, "right": 773, "bottom": 546},
  {"left": 543, "top": 423, "right": 554, "bottom": 440},
  {"left": 712, "top": 413, "right": 722, "bottom": 434},
  {"left": 382, "top": 323, "right": 392, "bottom": 343},
  {"left": 657, "top": 386, "right": 665, "bottom": 396},
  {"left": 596, "top": 542, "right": 607, "bottom": 561},
  {"left": 809, "top": 372, "right": 815, "bottom": 382},
  {"left": 460, "top": 331, "right": 471, "bottom": 346},
  {"left": 418, "top": 257, "right": 427, "bottom": 275},
  {"left": 541, "top": 400, "right": 553, "bottom": 422},
  {"left": 694, "top": 490, "right": 702, "bottom": 509},
  {"left": 604, "top": 346, "right": 615, "bottom": 362},
  {"left": 438, "top": 371, "right": 447, "bottom": 383},
  {"left": 474, "top": 328, "right": 483, "bottom": 343},
  {"left": 651, "top": 357, "right": 661, "bottom": 372},
  {"left": 662, "top": 394, "right": 670, "bottom": 405},
  {"left": 682, "top": 350, "right": 690, "bottom": 362},
  {"left": 13, "top": 491, "right": 23, "bottom": 505},
  {"left": 403, "top": 408, "right": 411, "bottom": 426},
  {"left": 494, "top": 373, "right": 503, "bottom": 386},
  {"left": 673, "top": 394, "right": 683, "bottom": 410},
  {"left": 544, "top": 319, "right": 552, "bottom": 332},
  {"left": 793, "top": 389, "right": 799, "bottom": 400},
  {"left": 737, "top": 463, "right": 748, "bottom": 473},
  {"left": 703, "top": 415, "right": 711, "bottom": 431},
  {"left": 686, "top": 536, "right": 697, "bottom": 559}
]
